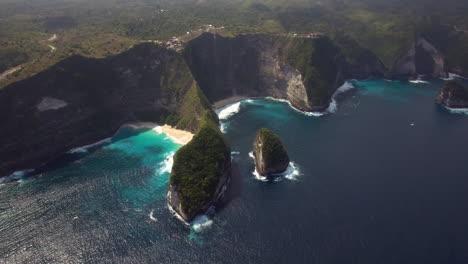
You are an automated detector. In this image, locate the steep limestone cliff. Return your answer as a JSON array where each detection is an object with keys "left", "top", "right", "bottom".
[
  {"left": 253, "top": 128, "right": 290, "bottom": 176},
  {"left": 0, "top": 43, "right": 216, "bottom": 178},
  {"left": 185, "top": 33, "right": 387, "bottom": 112},
  {"left": 391, "top": 36, "right": 448, "bottom": 78},
  {"left": 168, "top": 121, "right": 231, "bottom": 222}
]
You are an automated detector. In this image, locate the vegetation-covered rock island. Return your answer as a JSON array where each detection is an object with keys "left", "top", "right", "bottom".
[
  {"left": 253, "top": 128, "right": 290, "bottom": 176},
  {"left": 168, "top": 121, "right": 231, "bottom": 222},
  {"left": 436, "top": 81, "right": 468, "bottom": 109}
]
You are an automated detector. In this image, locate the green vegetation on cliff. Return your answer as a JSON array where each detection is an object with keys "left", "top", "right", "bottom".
[
  {"left": 170, "top": 121, "right": 230, "bottom": 218},
  {"left": 255, "top": 128, "right": 289, "bottom": 172},
  {"left": 279, "top": 36, "right": 341, "bottom": 108},
  {"left": 0, "top": 42, "right": 217, "bottom": 176}
]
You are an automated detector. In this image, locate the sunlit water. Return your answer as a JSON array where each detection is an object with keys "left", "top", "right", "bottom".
[{"left": 2, "top": 78, "right": 468, "bottom": 263}]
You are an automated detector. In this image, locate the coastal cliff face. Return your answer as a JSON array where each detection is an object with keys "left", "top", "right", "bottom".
[
  {"left": 1, "top": 31, "right": 461, "bottom": 179},
  {"left": 436, "top": 81, "right": 468, "bottom": 108},
  {"left": 185, "top": 33, "right": 388, "bottom": 112},
  {"left": 168, "top": 121, "right": 231, "bottom": 222},
  {"left": 253, "top": 128, "right": 290, "bottom": 176},
  {"left": 391, "top": 36, "right": 448, "bottom": 78},
  {"left": 0, "top": 43, "right": 216, "bottom": 178},
  {"left": 184, "top": 33, "right": 309, "bottom": 109}
]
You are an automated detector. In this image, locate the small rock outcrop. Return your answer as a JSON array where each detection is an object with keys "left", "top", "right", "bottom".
[
  {"left": 253, "top": 128, "right": 290, "bottom": 176},
  {"left": 436, "top": 81, "right": 468, "bottom": 108},
  {"left": 168, "top": 121, "right": 231, "bottom": 222}
]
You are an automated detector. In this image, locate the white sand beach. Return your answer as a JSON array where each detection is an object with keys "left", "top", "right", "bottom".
[{"left": 153, "top": 125, "right": 194, "bottom": 145}]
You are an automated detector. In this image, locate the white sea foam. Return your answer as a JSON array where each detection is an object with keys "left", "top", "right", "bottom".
[
  {"left": 0, "top": 169, "right": 34, "bottom": 184},
  {"left": 166, "top": 202, "right": 190, "bottom": 226},
  {"left": 282, "top": 162, "right": 301, "bottom": 181},
  {"left": 265, "top": 97, "right": 325, "bottom": 117},
  {"left": 220, "top": 123, "right": 228, "bottom": 133},
  {"left": 409, "top": 79, "right": 429, "bottom": 84},
  {"left": 444, "top": 106, "right": 468, "bottom": 115},
  {"left": 249, "top": 152, "right": 301, "bottom": 182},
  {"left": 327, "top": 81, "right": 356, "bottom": 113},
  {"left": 217, "top": 102, "right": 241, "bottom": 120},
  {"left": 442, "top": 73, "right": 467, "bottom": 81},
  {"left": 191, "top": 214, "right": 213, "bottom": 232},
  {"left": 252, "top": 162, "right": 301, "bottom": 182},
  {"left": 149, "top": 210, "right": 157, "bottom": 222},
  {"left": 253, "top": 168, "right": 269, "bottom": 182},
  {"left": 68, "top": 138, "right": 112, "bottom": 154},
  {"left": 158, "top": 152, "right": 175, "bottom": 175}
]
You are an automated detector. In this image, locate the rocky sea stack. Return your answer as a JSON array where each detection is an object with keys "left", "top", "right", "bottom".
[
  {"left": 253, "top": 128, "right": 290, "bottom": 176},
  {"left": 436, "top": 81, "right": 468, "bottom": 108},
  {"left": 168, "top": 121, "right": 231, "bottom": 222}
]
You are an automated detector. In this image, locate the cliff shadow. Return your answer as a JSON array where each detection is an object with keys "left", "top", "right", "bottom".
[{"left": 216, "top": 159, "right": 243, "bottom": 213}]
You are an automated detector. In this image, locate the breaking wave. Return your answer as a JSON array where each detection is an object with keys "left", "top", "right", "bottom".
[
  {"left": 252, "top": 162, "right": 301, "bottom": 182},
  {"left": 265, "top": 97, "right": 325, "bottom": 117},
  {"left": 149, "top": 210, "right": 157, "bottom": 222},
  {"left": 409, "top": 79, "right": 429, "bottom": 84},
  {"left": 0, "top": 169, "right": 34, "bottom": 184},
  {"left": 327, "top": 81, "right": 356, "bottom": 113},
  {"left": 191, "top": 214, "right": 214, "bottom": 232},
  {"left": 442, "top": 73, "right": 467, "bottom": 81},
  {"left": 217, "top": 102, "right": 241, "bottom": 120},
  {"left": 443, "top": 106, "right": 468, "bottom": 115},
  {"left": 68, "top": 138, "right": 112, "bottom": 154},
  {"left": 158, "top": 152, "right": 175, "bottom": 175},
  {"left": 249, "top": 152, "right": 301, "bottom": 182}
]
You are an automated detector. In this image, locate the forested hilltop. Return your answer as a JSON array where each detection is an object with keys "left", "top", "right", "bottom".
[{"left": 1, "top": 0, "right": 468, "bottom": 88}]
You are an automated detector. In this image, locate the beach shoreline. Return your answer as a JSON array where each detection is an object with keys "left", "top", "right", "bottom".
[
  {"left": 123, "top": 122, "right": 194, "bottom": 145},
  {"left": 153, "top": 125, "right": 194, "bottom": 145},
  {"left": 212, "top": 96, "right": 249, "bottom": 109}
]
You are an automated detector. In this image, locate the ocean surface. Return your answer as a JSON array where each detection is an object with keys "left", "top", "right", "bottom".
[{"left": 2, "top": 78, "right": 468, "bottom": 263}]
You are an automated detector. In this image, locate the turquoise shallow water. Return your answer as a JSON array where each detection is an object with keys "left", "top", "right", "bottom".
[{"left": 2, "top": 78, "right": 468, "bottom": 263}]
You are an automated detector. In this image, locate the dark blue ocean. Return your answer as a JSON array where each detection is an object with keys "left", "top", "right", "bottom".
[{"left": 2, "top": 78, "right": 468, "bottom": 263}]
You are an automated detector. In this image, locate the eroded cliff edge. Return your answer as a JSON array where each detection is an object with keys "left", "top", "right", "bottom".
[
  {"left": 0, "top": 32, "right": 461, "bottom": 179},
  {"left": 391, "top": 35, "right": 448, "bottom": 78},
  {"left": 184, "top": 33, "right": 386, "bottom": 112},
  {"left": 0, "top": 43, "right": 217, "bottom": 177}
]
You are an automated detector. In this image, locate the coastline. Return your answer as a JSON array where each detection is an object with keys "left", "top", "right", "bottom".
[
  {"left": 212, "top": 96, "right": 249, "bottom": 109},
  {"left": 123, "top": 122, "right": 194, "bottom": 145},
  {"left": 212, "top": 80, "right": 356, "bottom": 116},
  {"left": 153, "top": 125, "right": 193, "bottom": 145},
  {"left": 1, "top": 123, "right": 193, "bottom": 184}
]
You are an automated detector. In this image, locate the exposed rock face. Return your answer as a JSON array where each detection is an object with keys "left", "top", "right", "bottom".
[
  {"left": 184, "top": 34, "right": 305, "bottom": 107},
  {"left": 168, "top": 121, "right": 231, "bottom": 222},
  {"left": 185, "top": 33, "right": 388, "bottom": 112},
  {"left": 436, "top": 81, "right": 468, "bottom": 108},
  {"left": 0, "top": 43, "right": 216, "bottom": 178},
  {"left": 391, "top": 36, "right": 448, "bottom": 78},
  {"left": 253, "top": 128, "right": 290, "bottom": 176}
]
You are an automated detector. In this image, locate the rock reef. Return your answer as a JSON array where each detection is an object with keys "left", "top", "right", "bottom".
[
  {"left": 253, "top": 128, "right": 290, "bottom": 176},
  {"left": 436, "top": 81, "right": 468, "bottom": 108}
]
